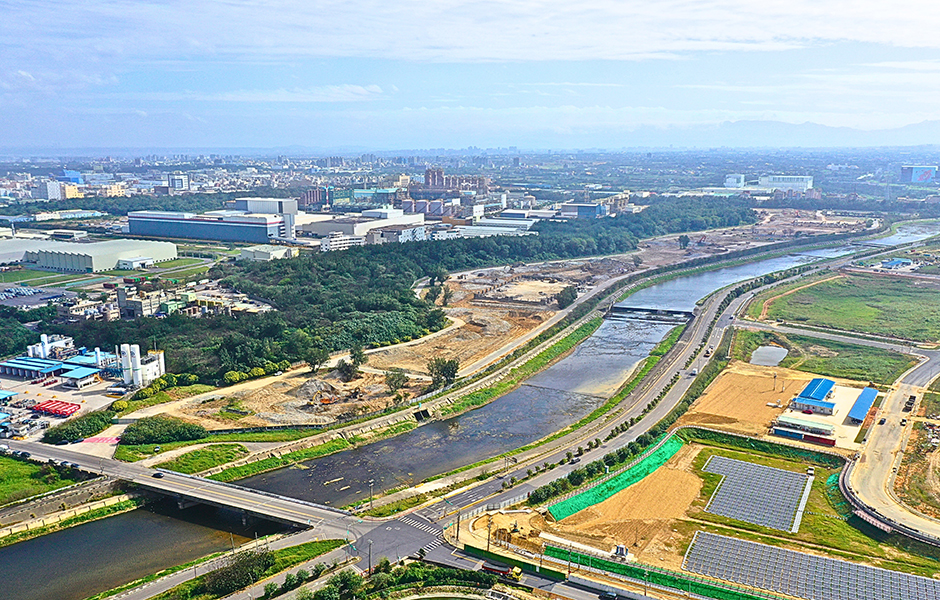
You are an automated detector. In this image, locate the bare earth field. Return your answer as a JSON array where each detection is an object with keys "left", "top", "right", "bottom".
[
  {"left": 168, "top": 369, "right": 425, "bottom": 429},
  {"left": 677, "top": 362, "right": 814, "bottom": 436}
]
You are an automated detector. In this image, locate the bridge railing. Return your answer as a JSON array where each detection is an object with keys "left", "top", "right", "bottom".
[{"left": 154, "top": 469, "right": 353, "bottom": 518}]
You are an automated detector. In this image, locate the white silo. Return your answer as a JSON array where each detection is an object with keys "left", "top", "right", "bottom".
[
  {"left": 120, "top": 344, "right": 132, "bottom": 385},
  {"left": 130, "top": 344, "right": 142, "bottom": 387},
  {"left": 94, "top": 347, "right": 102, "bottom": 367}
]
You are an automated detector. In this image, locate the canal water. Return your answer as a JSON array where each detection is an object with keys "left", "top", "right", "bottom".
[
  {"left": 0, "top": 499, "right": 285, "bottom": 600},
  {"left": 237, "top": 244, "right": 878, "bottom": 508}
]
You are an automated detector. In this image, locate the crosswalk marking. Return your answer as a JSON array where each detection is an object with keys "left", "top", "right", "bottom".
[
  {"left": 420, "top": 536, "right": 445, "bottom": 553},
  {"left": 400, "top": 516, "right": 441, "bottom": 535}
]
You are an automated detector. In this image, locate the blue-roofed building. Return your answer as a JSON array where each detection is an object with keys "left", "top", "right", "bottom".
[
  {"left": 61, "top": 366, "right": 100, "bottom": 389},
  {"left": 799, "top": 378, "right": 835, "bottom": 402},
  {"left": 881, "top": 258, "right": 913, "bottom": 269},
  {"left": 0, "top": 390, "right": 17, "bottom": 403},
  {"left": 848, "top": 388, "right": 879, "bottom": 424},
  {"left": 791, "top": 397, "right": 836, "bottom": 415},
  {"left": 0, "top": 357, "right": 65, "bottom": 379}
]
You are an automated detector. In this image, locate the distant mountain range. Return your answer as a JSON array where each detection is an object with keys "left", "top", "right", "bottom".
[{"left": 1, "top": 120, "right": 939, "bottom": 156}]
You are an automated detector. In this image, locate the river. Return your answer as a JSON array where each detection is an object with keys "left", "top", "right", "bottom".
[{"left": 0, "top": 499, "right": 285, "bottom": 600}]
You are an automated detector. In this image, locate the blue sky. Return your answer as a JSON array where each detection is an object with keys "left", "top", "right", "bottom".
[{"left": 3, "top": 0, "right": 940, "bottom": 150}]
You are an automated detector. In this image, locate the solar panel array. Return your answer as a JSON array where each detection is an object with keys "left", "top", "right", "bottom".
[
  {"left": 683, "top": 531, "right": 940, "bottom": 600},
  {"left": 703, "top": 455, "right": 811, "bottom": 531}
]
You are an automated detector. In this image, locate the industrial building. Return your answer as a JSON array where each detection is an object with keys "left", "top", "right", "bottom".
[
  {"left": 128, "top": 210, "right": 288, "bottom": 243},
  {"left": 3, "top": 335, "right": 122, "bottom": 389},
  {"left": 238, "top": 244, "right": 299, "bottom": 261},
  {"left": 118, "top": 343, "right": 165, "bottom": 388},
  {"left": 560, "top": 202, "right": 609, "bottom": 219},
  {"left": 757, "top": 175, "right": 814, "bottom": 192},
  {"left": 299, "top": 207, "right": 424, "bottom": 238},
  {"left": 790, "top": 378, "right": 836, "bottom": 415},
  {"left": 848, "top": 388, "right": 879, "bottom": 424},
  {"left": 772, "top": 414, "right": 836, "bottom": 446},
  {"left": 21, "top": 239, "right": 177, "bottom": 273}
]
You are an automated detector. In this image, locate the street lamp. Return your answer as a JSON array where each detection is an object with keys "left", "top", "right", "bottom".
[{"left": 368, "top": 479, "right": 375, "bottom": 511}]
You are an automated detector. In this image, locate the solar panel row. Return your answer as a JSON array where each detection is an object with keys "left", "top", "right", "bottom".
[
  {"left": 683, "top": 531, "right": 940, "bottom": 600},
  {"left": 703, "top": 455, "right": 810, "bottom": 532}
]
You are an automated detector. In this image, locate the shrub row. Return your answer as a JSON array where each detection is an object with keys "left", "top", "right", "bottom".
[
  {"left": 120, "top": 415, "right": 207, "bottom": 445},
  {"left": 42, "top": 410, "right": 115, "bottom": 444}
]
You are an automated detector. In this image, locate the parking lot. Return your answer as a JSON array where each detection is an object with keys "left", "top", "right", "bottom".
[{"left": 0, "top": 374, "right": 117, "bottom": 439}]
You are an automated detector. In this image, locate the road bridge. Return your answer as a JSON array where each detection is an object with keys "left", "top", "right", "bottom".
[
  {"left": 607, "top": 305, "right": 695, "bottom": 323},
  {"left": 4, "top": 441, "right": 364, "bottom": 534}
]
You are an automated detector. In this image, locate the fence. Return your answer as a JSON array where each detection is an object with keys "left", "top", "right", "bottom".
[
  {"left": 547, "top": 434, "right": 683, "bottom": 521},
  {"left": 0, "top": 494, "right": 134, "bottom": 539}
]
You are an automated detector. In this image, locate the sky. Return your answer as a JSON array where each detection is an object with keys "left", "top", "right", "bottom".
[{"left": 3, "top": 0, "right": 940, "bottom": 150}]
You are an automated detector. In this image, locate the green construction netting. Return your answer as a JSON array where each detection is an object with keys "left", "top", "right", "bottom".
[
  {"left": 549, "top": 434, "right": 684, "bottom": 521},
  {"left": 544, "top": 546, "right": 782, "bottom": 600}
]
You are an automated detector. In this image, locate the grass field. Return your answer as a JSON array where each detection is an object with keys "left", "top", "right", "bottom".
[
  {"left": 732, "top": 329, "right": 916, "bottom": 384},
  {"left": 156, "top": 444, "right": 249, "bottom": 474},
  {"left": 155, "top": 258, "right": 203, "bottom": 268},
  {"left": 0, "top": 269, "right": 59, "bottom": 283},
  {"left": 0, "top": 456, "right": 83, "bottom": 506},
  {"left": 113, "top": 428, "right": 320, "bottom": 462},
  {"left": 763, "top": 274, "right": 940, "bottom": 342}
]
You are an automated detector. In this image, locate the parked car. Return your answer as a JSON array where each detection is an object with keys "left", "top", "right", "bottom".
[{"left": 878, "top": 418, "right": 886, "bottom": 425}]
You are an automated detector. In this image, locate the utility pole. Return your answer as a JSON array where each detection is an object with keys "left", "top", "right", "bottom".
[
  {"left": 456, "top": 511, "right": 461, "bottom": 542},
  {"left": 368, "top": 539, "right": 373, "bottom": 575},
  {"left": 369, "top": 479, "right": 375, "bottom": 511},
  {"left": 567, "top": 546, "right": 572, "bottom": 576}
]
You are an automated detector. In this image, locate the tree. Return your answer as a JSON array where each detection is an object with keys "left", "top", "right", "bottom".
[
  {"left": 678, "top": 234, "right": 691, "bottom": 249},
  {"left": 336, "top": 359, "right": 357, "bottom": 382},
  {"left": 385, "top": 368, "right": 409, "bottom": 394},
  {"left": 441, "top": 284, "right": 454, "bottom": 306},
  {"left": 349, "top": 344, "right": 367, "bottom": 368},
  {"left": 305, "top": 347, "right": 330, "bottom": 373},
  {"left": 555, "top": 286, "right": 578, "bottom": 309},
  {"left": 427, "top": 357, "right": 459, "bottom": 388},
  {"left": 425, "top": 285, "right": 442, "bottom": 304},
  {"left": 632, "top": 255, "right": 643, "bottom": 267},
  {"left": 263, "top": 582, "right": 279, "bottom": 598},
  {"left": 296, "top": 590, "right": 315, "bottom": 600}
]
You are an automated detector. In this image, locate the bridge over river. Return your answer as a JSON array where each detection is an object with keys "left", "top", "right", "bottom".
[{"left": 4, "top": 441, "right": 360, "bottom": 533}]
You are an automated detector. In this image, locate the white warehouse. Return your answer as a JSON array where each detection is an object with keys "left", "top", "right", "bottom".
[{"left": 22, "top": 239, "right": 178, "bottom": 273}]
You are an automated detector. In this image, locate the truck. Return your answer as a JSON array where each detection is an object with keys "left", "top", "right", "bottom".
[{"left": 481, "top": 562, "right": 522, "bottom": 581}]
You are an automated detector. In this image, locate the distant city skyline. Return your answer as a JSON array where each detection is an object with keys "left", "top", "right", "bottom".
[{"left": 3, "top": 1, "right": 940, "bottom": 150}]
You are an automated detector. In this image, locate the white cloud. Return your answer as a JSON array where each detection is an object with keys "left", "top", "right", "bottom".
[{"left": 2, "top": 0, "right": 939, "bottom": 67}]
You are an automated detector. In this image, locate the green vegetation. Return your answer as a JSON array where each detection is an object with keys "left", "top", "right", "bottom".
[
  {"left": 52, "top": 198, "right": 756, "bottom": 380},
  {"left": 157, "top": 258, "right": 203, "bottom": 268},
  {"left": 765, "top": 274, "right": 940, "bottom": 342},
  {"left": 120, "top": 415, "right": 207, "bottom": 445},
  {"left": 114, "top": 428, "right": 321, "bottom": 462},
  {"left": 0, "top": 304, "right": 55, "bottom": 358},
  {"left": 0, "top": 498, "right": 143, "bottom": 549},
  {"left": 118, "top": 383, "right": 214, "bottom": 415},
  {"left": 0, "top": 455, "right": 84, "bottom": 506},
  {"left": 209, "top": 438, "right": 351, "bottom": 482},
  {"left": 148, "top": 540, "right": 343, "bottom": 600},
  {"left": 732, "top": 329, "right": 916, "bottom": 384},
  {"left": 555, "top": 285, "right": 578, "bottom": 308},
  {"left": 306, "top": 561, "right": 496, "bottom": 600},
  {"left": 360, "top": 493, "right": 428, "bottom": 518},
  {"left": 156, "top": 444, "right": 249, "bottom": 474},
  {"left": 43, "top": 410, "right": 115, "bottom": 444}
]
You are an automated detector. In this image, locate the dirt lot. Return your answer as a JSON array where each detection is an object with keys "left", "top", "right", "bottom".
[
  {"left": 171, "top": 369, "right": 424, "bottom": 429},
  {"left": 894, "top": 421, "right": 940, "bottom": 519},
  {"left": 677, "top": 362, "right": 815, "bottom": 435},
  {"left": 367, "top": 308, "right": 550, "bottom": 373}
]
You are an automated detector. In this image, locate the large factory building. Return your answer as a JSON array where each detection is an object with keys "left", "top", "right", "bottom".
[
  {"left": 128, "top": 210, "right": 288, "bottom": 243},
  {"left": 21, "top": 239, "right": 178, "bottom": 273}
]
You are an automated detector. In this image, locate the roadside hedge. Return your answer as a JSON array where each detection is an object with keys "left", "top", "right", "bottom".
[
  {"left": 120, "top": 415, "right": 207, "bottom": 445},
  {"left": 42, "top": 411, "right": 115, "bottom": 444}
]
